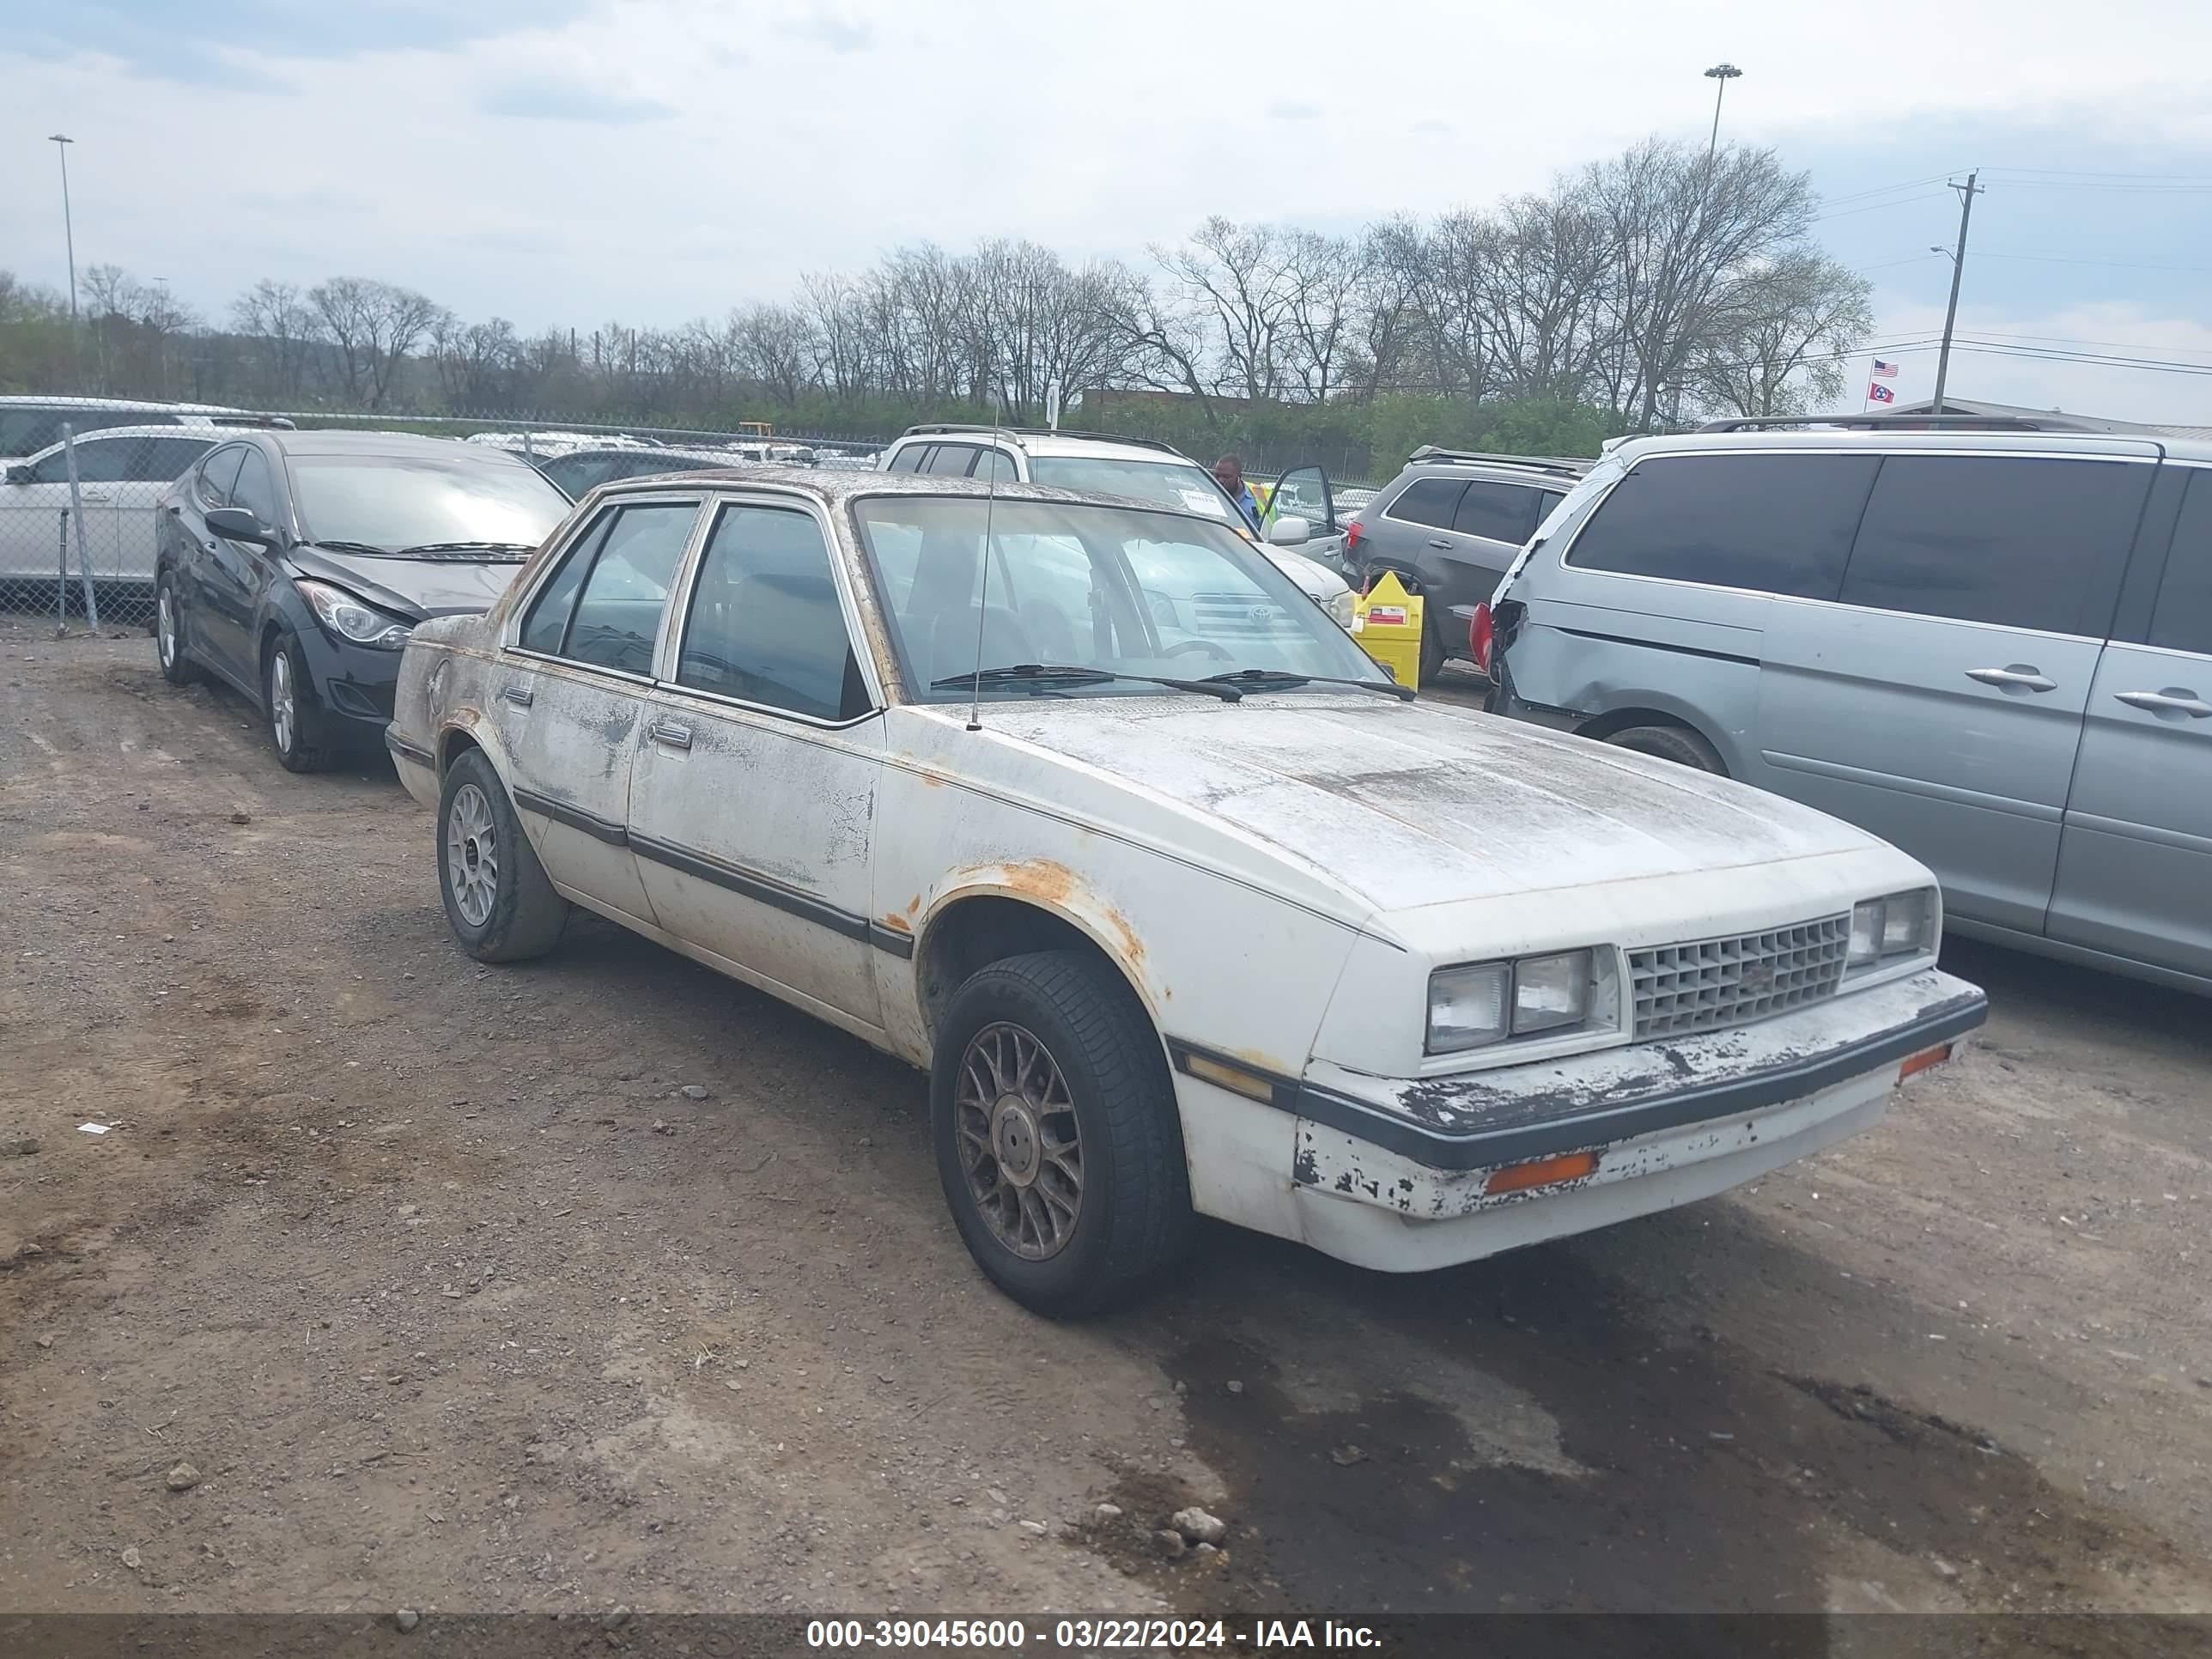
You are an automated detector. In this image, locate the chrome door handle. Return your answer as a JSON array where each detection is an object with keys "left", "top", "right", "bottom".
[
  {"left": 649, "top": 720, "right": 692, "bottom": 750},
  {"left": 2116, "top": 688, "right": 2212, "bottom": 719},
  {"left": 1427, "top": 538, "right": 1453, "bottom": 550},
  {"left": 501, "top": 685, "right": 533, "bottom": 708},
  {"left": 1966, "top": 665, "right": 2057, "bottom": 693}
]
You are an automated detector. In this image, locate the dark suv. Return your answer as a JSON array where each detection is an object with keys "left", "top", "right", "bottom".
[{"left": 1346, "top": 447, "right": 1589, "bottom": 679}]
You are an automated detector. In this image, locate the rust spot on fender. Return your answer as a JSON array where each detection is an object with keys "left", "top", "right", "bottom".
[
  {"left": 1003, "top": 859, "right": 1079, "bottom": 905},
  {"left": 879, "top": 912, "right": 911, "bottom": 933}
]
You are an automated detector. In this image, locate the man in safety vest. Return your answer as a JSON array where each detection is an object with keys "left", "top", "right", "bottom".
[{"left": 1212, "top": 455, "right": 1261, "bottom": 534}]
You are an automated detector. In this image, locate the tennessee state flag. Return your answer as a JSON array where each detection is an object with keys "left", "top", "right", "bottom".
[{"left": 1868, "top": 381, "right": 1896, "bottom": 404}]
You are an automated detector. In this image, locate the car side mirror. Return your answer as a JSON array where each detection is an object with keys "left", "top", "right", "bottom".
[
  {"left": 4, "top": 465, "right": 32, "bottom": 485},
  {"left": 206, "top": 505, "right": 277, "bottom": 547},
  {"left": 1267, "top": 514, "right": 1311, "bottom": 547}
]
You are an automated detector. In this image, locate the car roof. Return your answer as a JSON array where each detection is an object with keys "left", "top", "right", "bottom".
[
  {"left": 266, "top": 428, "right": 544, "bottom": 464},
  {"left": 21, "top": 423, "right": 234, "bottom": 454},
  {"left": 1390, "top": 449, "right": 1593, "bottom": 486},
  {"left": 1605, "top": 428, "right": 2202, "bottom": 464},
  {"left": 592, "top": 463, "right": 1218, "bottom": 516},
  {"left": 0, "top": 394, "right": 258, "bottom": 414},
  {"left": 895, "top": 425, "right": 1202, "bottom": 467}
]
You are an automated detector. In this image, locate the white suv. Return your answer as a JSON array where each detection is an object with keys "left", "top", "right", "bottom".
[{"left": 878, "top": 426, "right": 1358, "bottom": 630}]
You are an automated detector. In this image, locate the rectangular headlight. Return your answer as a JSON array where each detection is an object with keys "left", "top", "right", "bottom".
[
  {"left": 1513, "top": 949, "right": 1593, "bottom": 1035},
  {"left": 1850, "top": 888, "right": 1936, "bottom": 970},
  {"left": 1427, "top": 963, "right": 1510, "bottom": 1053}
]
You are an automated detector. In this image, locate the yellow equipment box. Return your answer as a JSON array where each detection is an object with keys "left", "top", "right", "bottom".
[{"left": 1354, "top": 569, "right": 1425, "bottom": 689}]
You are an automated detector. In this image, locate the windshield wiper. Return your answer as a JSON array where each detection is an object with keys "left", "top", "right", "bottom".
[
  {"left": 1199, "top": 667, "right": 1416, "bottom": 701},
  {"left": 304, "top": 538, "right": 395, "bottom": 557},
  {"left": 930, "top": 663, "right": 1243, "bottom": 702},
  {"left": 395, "top": 540, "right": 538, "bottom": 561}
]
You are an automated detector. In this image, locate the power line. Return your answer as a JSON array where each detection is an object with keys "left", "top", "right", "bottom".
[
  {"left": 1975, "top": 249, "right": 2212, "bottom": 277},
  {"left": 1960, "top": 326, "right": 2212, "bottom": 356},
  {"left": 1817, "top": 173, "right": 1962, "bottom": 207},
  {"left": 1982, "top": 165, "right": 2212, "bottom": 183},
  {"left": 1808, "top": 191, "right": 1953, "bottom": 223}
]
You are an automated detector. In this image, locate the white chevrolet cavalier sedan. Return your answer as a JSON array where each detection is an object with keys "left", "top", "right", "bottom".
[{"left": 386, "top": 467, "right": 1987, "bottom": 1315}]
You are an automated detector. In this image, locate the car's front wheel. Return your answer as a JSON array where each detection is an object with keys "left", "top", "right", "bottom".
[
  {"left": 155, "top": 573, "right": 200, "bottom": 687},
  {"left": 931, "top": 950, "right": 1192, "bottom": 1317},
  {"left": 265, "top": 631, "right": 335, "bottom": 773},
  {"left": 436, "top": 749, "right": 569, "bottom": 963}
]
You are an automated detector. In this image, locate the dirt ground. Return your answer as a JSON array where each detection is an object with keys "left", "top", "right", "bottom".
[{"left": 4, "top": 621, "right": 2210, "bottom": 1628}]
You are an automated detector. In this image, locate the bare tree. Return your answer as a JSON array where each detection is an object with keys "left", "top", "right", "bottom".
[
  {"left": 1691, "top": 252, "right": 1872, "bottom": 417},
  {"left": 729, "top": 304, "right": 812, "bottom": 408},
  {"left": 309, "top": 276, "right": 444, "bottom": 409},
  {"left": 1152, "top": 218, "right": 1295, "bottom": 404},
  {"left": 231, "top": 279, "right": 323, "bottom": 402},
  {"left": 1277, "top": 230, "right": 1366, "bottom": 404}
]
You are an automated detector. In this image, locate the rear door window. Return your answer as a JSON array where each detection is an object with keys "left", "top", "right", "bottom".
[
  {"left": 520, "top": 501, "right": 700, "bottom": 672},
  {"left": 884, "top": 445, "right": 927, "bottom": 474},
  {"left": 1566, "top": 453, "right": 1877, "bottom": 600},
  {"left": 925, "top": 444, "right": 979, "bottom": 477},
  {"left": 1384, "top": 477, "right": 1466, "bottom": 530},
  {"left": 1451, "top": 480, "right": 1537, "bottom": 544},
  {"left": 2150, "top": 470, "right": 2212, "bottom": 655},
  {"left": 1840, "top": 455, "right": 2151, "bottom": 634}
]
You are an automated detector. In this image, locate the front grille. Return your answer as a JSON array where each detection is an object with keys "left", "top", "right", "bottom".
[{"left": 1630, "top": 916, "right": 1851, "bottom": 1039}]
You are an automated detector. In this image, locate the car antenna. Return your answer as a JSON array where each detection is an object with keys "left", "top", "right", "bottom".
[{"left": 965, "top": 393, "right": 1005, "bottom": 733}]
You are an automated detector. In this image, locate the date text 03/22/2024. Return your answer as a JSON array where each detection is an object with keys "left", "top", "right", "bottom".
[{"left": 805, "top": 1618, "right": 1383, "bottom": 1649}]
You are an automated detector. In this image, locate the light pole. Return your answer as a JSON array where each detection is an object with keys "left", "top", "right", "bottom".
[
  {"left": 1703, "top": 64, "right": 1741, "bottom": 157},
  {"left": 49, "top": 134, "right": 77, "bottom": 322}
]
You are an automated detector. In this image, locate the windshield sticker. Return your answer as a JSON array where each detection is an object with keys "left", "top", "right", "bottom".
[{"left": 1178, "top": 489, "right": 1227, "bottom": 517}]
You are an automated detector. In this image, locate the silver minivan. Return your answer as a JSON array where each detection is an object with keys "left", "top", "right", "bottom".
[{"left": 1485, "top": 424, "right": 2212, "bottom": 994}]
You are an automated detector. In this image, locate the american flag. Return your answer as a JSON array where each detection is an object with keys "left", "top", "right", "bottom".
[
  {"left": 1868, "top": 381, "right": 1896, "bottom": 404},
  {"left": 1871, "top": 359, "right": 1899, "bottom": 379}
]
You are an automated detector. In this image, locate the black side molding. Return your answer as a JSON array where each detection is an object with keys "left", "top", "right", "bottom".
[{"left": 385, "top": 729, "right": 434, "bottom": 769}]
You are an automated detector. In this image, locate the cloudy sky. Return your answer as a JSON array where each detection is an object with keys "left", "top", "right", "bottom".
[{"left": 9, "top": 0, "right": 2212, "bottom": 420}]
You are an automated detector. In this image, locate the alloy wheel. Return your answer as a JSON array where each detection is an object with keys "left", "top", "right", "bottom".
[
  {"left": 953, "top": 1021, "right": 1085, "bottom": 1260},
  {"left": 446, "top": 782, "right": 500, "bottom": 928}
]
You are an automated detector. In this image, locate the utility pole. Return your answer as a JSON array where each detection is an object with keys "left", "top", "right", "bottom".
[
  {"left": 1930, "top": 171, "right": 1984, "bottom": 416},
  {"left": 1703, "top": 64, "right": 1741, "bottom": 158},
  {"left": 49, "top": 134, "right": 77, "bottom": 322}
]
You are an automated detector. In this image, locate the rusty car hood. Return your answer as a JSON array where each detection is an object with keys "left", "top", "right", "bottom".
[{"left": 962, "top": 693, "right": 1882, "bottom": 913}]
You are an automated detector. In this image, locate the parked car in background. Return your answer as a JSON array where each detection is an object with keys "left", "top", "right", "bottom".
[
  {"left": 1486, "top": 420, "right": 2212, "bottom": 995},
  {"left": 1, "top": 395, "right": 284, "bottom": 461},
  {"left": 1, "top": 426, "right": 225, "bottom": 594},
  {"left": 384, "top": 465, "right": 1983, "bottom": 1315},
  {"left": 877, "top": 425, "right": 1358, "bottom": 630},
  {"left": 526, "top": 444, "right": 765, "bottom": 501},
  {"left": 154, "top": 430, "right": 571, "bottom": 771},
  {"left": 1346, "top": 447, "right": 1590, "bottom": 682}
]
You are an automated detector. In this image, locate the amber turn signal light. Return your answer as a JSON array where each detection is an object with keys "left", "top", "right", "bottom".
[
  {"left": 1898, "top": 1042, "right": 1954, "bottom": 1081},
  {"left": 1483, "top": 1149, "right": 1598, "bottom": 1196}
]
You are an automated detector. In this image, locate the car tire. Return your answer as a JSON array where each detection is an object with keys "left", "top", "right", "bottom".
[
  {"left": 155, "top": 572, "right": 201, "bottom": 688},
  {"left": 1602, "top": 723, "right": 1726, "bottom": 775},
  {"left": 1419, "top": 612, "right": 1448, "bottom": 685},
  {"left": 436, "top": 749, "right": 569, "bottom": 963},
  {"left": 931, "top": 950, "right": 1192, "bottom": 1317},
  {"left": 264, "top": 631, "right": 337, "bottom": 773}
]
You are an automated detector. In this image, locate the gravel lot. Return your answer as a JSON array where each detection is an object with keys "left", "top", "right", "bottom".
[{"left": 4, "top": 621, "right": 2209, "bottom": 1626}]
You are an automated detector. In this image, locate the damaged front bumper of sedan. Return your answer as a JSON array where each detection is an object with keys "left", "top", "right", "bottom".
[{"left": 1174, "top": 968, "right": 1985, "bottom": 1273}]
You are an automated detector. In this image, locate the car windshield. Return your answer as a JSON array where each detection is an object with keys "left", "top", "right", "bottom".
[
  {"left": 854, "top": 495, "right": 1385, "bottom": 702},
  {"left": 1026, "top": 457, "right": 1237, "bottom": 523},
  {"left": 289, "top": 455, "right": 570, "bottom": 552}
]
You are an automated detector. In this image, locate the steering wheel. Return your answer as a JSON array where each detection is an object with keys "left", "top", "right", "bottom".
[{"left": 1164, "top": 638, "right": 1234, "bottom": 661}]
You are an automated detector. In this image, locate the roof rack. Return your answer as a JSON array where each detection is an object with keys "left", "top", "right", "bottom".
[
  {"left": 210, "top": 414, "right": 296, "bottom": 430},
  {"left": 1693, "top": 413, "right": 2053, "bottom": 433},
  {"left": 899, "top": 423, "right": 1188, "bottom": 457},
  {"left": 1407, "top": 446, "right": 1591, "bottom": 477}
]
